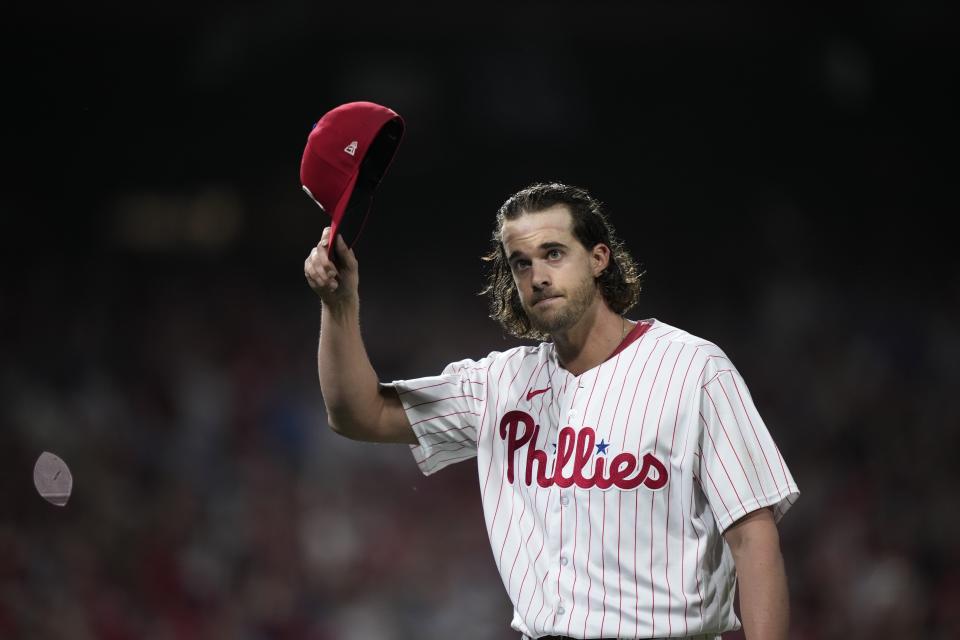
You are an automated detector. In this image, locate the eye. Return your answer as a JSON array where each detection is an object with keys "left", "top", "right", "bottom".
[
  {"left": 546, "top": 248, "right": 563, "bottom": 260},
  {"left": 511, "top": 259, "right": 530, "bottom": 272}
]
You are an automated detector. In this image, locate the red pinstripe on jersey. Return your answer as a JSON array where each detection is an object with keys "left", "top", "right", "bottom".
[
  {"left": 666, "top": 343, "right": 707, "bottom": 635},
  {"left": 567, "top": 368, "right": 603, "bottom": 634},
  {"left": 486, "top": 352, "right": 539, "bottom": 575},
  {"left": 606, "top": 332, "right": 647, "bottom": 637},
  {"left": 591, "top": 347, "right": 624, "bottom": 636},
  {"left": 391, "top": 319, "right": 799, "bottom": 639},
  {"left": 555, "top": 380, "right": 581, "bottom": 629},
  {"left": 649, "top": 342, "right": 684, "bottom": 636},
  {"left": 480, "top": 350, "right": 524, "bottom": 500},
  {"left": 407, "top": 394, "right": 484, "bottom": 409},
  {"left": 626, "top": 331, "right": 677, "bottom": 631},
  {"left": 729, "top": 374, "right": 791, "bottom": 487},
  {"left": 522, "top": 359, "right": 558, "bottom": 626},
  {"left": 504, "top": 360, "right": 550, "bottom": 595},
  {"left": 704, "top": 386, "right": 762, "bottom": 502},
  {"left": 496, "top": 361, "right": 547, "bottom": 578}
]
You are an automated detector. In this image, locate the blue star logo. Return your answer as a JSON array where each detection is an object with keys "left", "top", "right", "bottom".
[{"left": 596, "top": 439, "right": 610, "bottom": 455}]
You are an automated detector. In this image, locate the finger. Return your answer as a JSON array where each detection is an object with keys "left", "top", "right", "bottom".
[
  {"left": 306, "top": 252, "right": 334, "bottom": 277},
  {"left": 313, "top": 259, "right": 338, "bottom": 279},
  {"left": 305, "top": 247, "right": 318, "bottom": 267},
  {"left": 312, "top": 260, "right": 338, "bottom": 281},
  {"left": 311, "top": 243, "right": 334, "bottom": 270},
  {"left": 318, "top": 227, "right": 332, "bottom": 251},
  {"left": 306, "top": 266, "right": 338, "bottom": 291}
]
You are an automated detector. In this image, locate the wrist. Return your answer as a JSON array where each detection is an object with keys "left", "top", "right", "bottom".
[{"left": 321, "top": 294, "right": 359, "bottom": 323}]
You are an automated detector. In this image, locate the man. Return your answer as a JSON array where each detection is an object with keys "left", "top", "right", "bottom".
[{"left": 304, "top": 182, "right": 799, "bottom": 640}]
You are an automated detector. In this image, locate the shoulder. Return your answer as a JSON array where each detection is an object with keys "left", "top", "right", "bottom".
[
  {"left": 441, "top": 343, "right": 547, "bottom": 378},
  {"left": 642, "top": 319, "right": 736, "bottom": 382}
]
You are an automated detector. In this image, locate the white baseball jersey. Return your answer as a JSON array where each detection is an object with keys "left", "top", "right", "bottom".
[{"left": 389, "top": 318, "right": 799, "bottom": 639}]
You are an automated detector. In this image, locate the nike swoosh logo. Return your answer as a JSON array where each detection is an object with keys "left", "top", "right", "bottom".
[{"left": 526, "top": 387, "right": 551, "bottom": 401}]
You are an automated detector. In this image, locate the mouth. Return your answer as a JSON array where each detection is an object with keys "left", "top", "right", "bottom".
[{"left": 532, "top": 295, "right": 562, "bottom": 307}]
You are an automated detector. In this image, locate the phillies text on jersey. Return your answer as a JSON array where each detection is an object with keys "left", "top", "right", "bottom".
[{"left": 389, "top": 319, "right": 799, "bottom": 639}]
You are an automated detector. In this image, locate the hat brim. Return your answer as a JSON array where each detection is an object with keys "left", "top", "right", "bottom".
[
  {"left": 326, "top": 170, "right": 360, "bottom": 259},
  {"left": 326, "top": 118, "right": 402, "bottom": 259}
]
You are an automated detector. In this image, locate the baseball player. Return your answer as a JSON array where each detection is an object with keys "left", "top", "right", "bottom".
[{"left": 304, "top": 182, "right": 799, "bottom": 640}]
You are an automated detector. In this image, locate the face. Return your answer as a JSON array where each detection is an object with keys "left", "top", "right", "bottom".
[{"left": 500, "top": 205, "right": 610, "bottom": 335}]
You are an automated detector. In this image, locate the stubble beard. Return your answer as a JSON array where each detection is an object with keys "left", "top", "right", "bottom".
[{"left": 525, "top": 273, "right": 598, "bottom": 335}]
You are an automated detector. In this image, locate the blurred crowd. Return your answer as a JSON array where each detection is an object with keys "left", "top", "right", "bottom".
[
  {"left": 3, "top": 0, "right": 956, "bottom": 637},
  {"left": 1, "top": 246, "right": 958, "bottom": 640}
]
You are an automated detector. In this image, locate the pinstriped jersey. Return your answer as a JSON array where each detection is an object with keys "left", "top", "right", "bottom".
[{"left": 389, "top": 318, "right": 799, "bottom": 639}]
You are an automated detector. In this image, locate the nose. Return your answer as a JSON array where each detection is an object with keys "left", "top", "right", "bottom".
[{"left": 530, "top": 260, "right": 551, "bottom": 290}]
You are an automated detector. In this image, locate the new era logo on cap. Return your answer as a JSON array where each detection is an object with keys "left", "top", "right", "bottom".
[{"left": 299, "top": 101, "right": 405, "bottom": 257}]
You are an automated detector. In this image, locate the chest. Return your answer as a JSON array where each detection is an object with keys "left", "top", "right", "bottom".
[{"left": 482, "top": 350, "right": 696, "bottom": 492}]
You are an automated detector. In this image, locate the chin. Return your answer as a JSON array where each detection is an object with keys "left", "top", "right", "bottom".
[{"left": 530, "top": 310, "right": 576, "bottom": 335}]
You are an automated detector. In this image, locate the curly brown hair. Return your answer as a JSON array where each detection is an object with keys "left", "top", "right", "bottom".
[{"left": 481, "top": 182, "right": 643, "bottom": 340}]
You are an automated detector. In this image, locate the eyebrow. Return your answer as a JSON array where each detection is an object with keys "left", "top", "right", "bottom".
[{"left": 507, "top": 241, "right": 569, "bottom": 263}]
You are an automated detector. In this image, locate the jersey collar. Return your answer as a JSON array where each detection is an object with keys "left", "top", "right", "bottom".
[{"left": 608, "top": 319, "right": 654, "bottom": 361}]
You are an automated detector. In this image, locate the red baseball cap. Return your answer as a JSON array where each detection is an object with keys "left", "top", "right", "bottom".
[{"left": 300, "top": 101, "right": 404, "bottom": 257}]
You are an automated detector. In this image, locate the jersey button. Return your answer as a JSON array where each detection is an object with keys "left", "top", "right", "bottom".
[
  {"left": 557, "top": 606, "right": 566, "bottom": 615},
  {"left": 560, "top": 495, "right": 569, "bottom": 506},
  {"left": 560, "top": 556, "right": 568, "bottom": 566},
  {"left": 567, "top": 409, "right": 578, "bottom": 418}
]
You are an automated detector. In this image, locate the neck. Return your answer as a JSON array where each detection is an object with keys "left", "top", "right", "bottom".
[{"left": 551, "top": 300, "right": 629, "bottom": 376}]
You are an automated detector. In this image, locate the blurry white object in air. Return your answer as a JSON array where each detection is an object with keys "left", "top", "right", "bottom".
[{"left": 33, "top": 452, "right": 73, "bottom": 507}]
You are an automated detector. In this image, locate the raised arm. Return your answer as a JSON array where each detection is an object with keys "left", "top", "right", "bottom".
[
  {"left": 723, "top": 507, "right": 790, "bottom": 640},
  {"left": 304, "top": 228, "right": 416, "bottom": 444}
]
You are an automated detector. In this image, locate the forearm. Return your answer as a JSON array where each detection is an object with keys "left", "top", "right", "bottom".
[
  {"left": 726, "top": 509, "right": 789, "bottom": 640},
  {"left": 306, "top": 231, "right": 413, "bottom": 443},
  {"left": 317, "top": 298, "right": 384, "bottom": 437},
  {"left": 736, "top": 541, "right": 788, "bottom": 639}
]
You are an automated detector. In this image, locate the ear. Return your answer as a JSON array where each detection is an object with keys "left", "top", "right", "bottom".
[{"left": 590, "top": 243, "right": 611, "bottom": 277}]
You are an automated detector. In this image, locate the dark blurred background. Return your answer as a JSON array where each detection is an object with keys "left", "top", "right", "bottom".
[{"left": 2, "top": 2, "right": 958, "bottom": 639}]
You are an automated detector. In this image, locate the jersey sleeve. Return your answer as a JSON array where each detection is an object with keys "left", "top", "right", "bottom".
[
  {"left": 387, "top": 354, "right": 494, "bottom": 476},
  {"left": 696, "top": 365, "right": 799, "bottom": 533}
]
